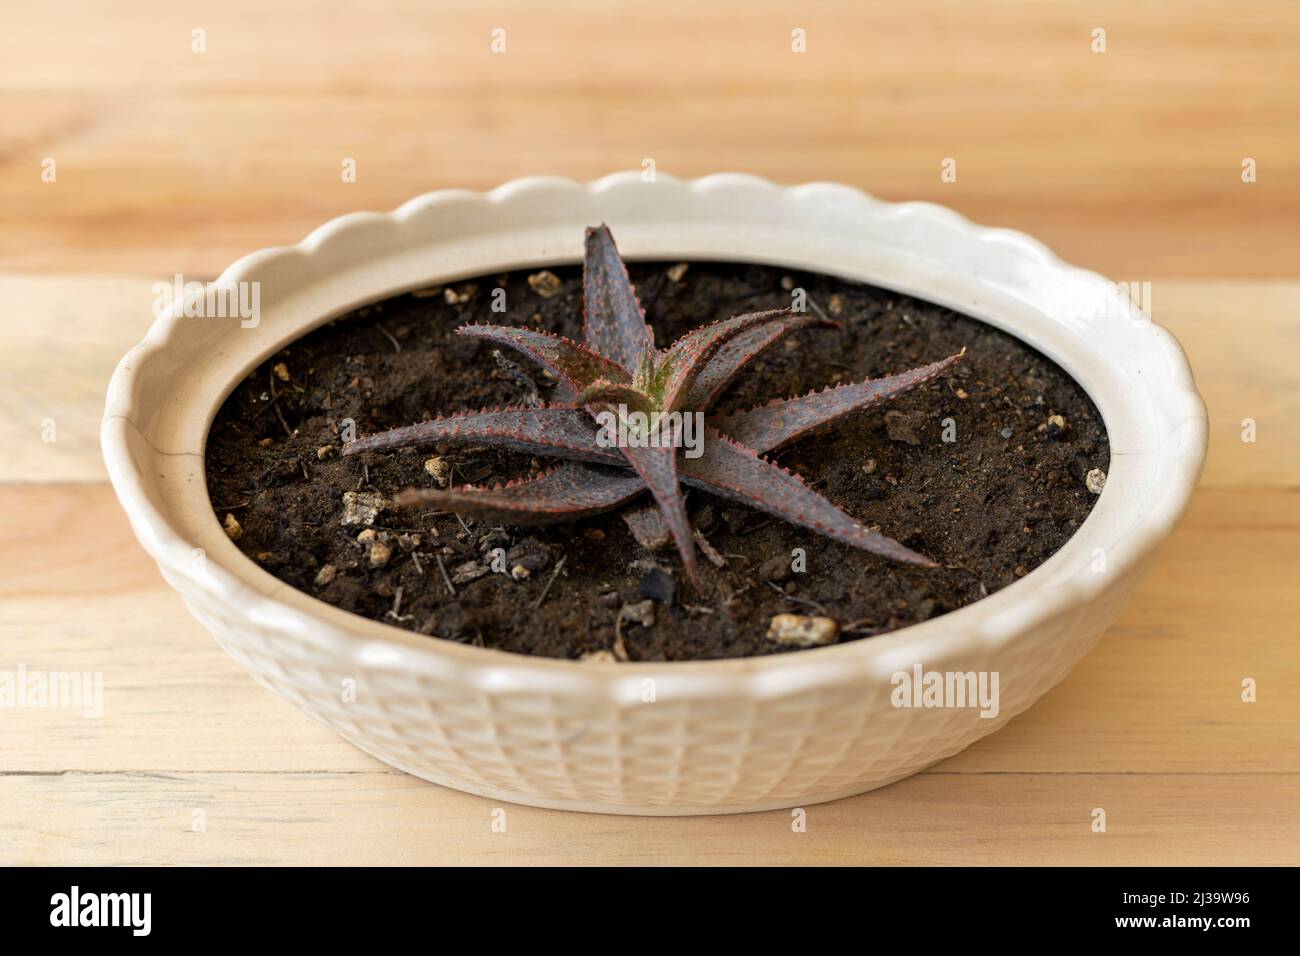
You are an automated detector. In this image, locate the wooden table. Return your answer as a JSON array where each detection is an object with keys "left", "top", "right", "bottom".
[{"left": 2, "top": 1, "right": 1297, "bottom": 865}]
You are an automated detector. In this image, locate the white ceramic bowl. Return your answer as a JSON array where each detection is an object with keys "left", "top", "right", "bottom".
[{"left": 103, "top": 173, "right": 1206, "bottom": 815}]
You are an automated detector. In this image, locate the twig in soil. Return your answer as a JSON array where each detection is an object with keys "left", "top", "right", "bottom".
[
  {"left": 805, "top": 293, "right": 831, "bottom": 324},
  {"left": 737, "top": 518, "right": 774, "bottom": 536},
  {"left": 612, "top": 614, "right": 630, "bottom": 662},
  {"left": 377, "top": 325, "right": 402, "bottom": 353},
  {"left": 433, "top": 552, "right": 456, "bottom": 596},
  {"left": 531, "top": 555, "right": 567, "bottom": 610},
  {"left": 251, "top": 393, "right": 285, "bottom": 420},
  {"left": 267, "top": 368, "right": 295, "bottom": 438},
  {"left": 682, "top": 604, "right": 716, "bottom": 616},
  {"left": 841, "top": 617, "right": 879, "bottom": 635},
  {"left": 385, "top": 586, "right": 416, "bottom": 623},
  {"left": 410, "top": 551, "right": 424, "bottom": 576},
  {"left": 273, "top": 401, "right": 294, "bottom": 438},
  {"left": 692, "top": 528, "right": 727, "bottom": 568},
  {"left": 764, "top": 580, "right": 829, "bottom": 616}
]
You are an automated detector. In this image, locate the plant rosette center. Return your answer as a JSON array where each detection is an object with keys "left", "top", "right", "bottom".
[
  {"left": 593, "top": 405, "right": 704, "bottom": 458},
  {"left": 343, "top": 224, "right": 965, "bottom": 587}
]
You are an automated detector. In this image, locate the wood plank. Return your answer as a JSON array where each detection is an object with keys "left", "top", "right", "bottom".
[
  {"left": 2, "top": 276, "right": 1294, "bottom": 487},
  {"left": 2, "top": 1, "right": 1297, "bottom": 277},
  {"left": 2, "top": 771, "right": 1294, "bottom": 865},
  {"left": 1, "top": 484, "right": 1294, "bottom": 778},
  {"left": 1151, "top": 280, "right": 1300, "bottom": 489},
  {"left": 0, "top": 275, "right": 158, "bottom": 484}
]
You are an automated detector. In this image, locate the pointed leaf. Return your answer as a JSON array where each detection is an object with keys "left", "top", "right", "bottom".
[
  {"left": 392, "top": 463, "right": 645, "bottom": 525},
  {"left": 617, "top": 440, "right": 698, "bottom": 585},
  {"left": 658, "top": 309, "right": 802, "bottom": 412},
  {"left": 717, "top": 351, "right": 965, "bottom": 453},
  {"left": 583, "top": 224, "right": 654, "bottom": 373},
  {"left": 681, "top": 429, "right": 936, "bottom": 566},
  {"left": 682, "top": 312, "right": 834, "bottom": 412},
  {"left": 457, "top": 325, "right": 630, "bottom": 398},
  {"left": 342, "top": 404, "right": 623, "bottom": 465}
]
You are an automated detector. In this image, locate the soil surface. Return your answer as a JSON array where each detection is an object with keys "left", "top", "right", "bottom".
[{"left": 205, "top": 261, "right": 1109, "bottom": 661}]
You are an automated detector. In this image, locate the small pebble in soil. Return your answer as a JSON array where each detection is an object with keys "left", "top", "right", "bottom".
[
  {"left": 273, "top": 362, "right": 290, "bottom": 382},
  {"left": 666, "top": 263, "right": 689, "bottom": 283},
  {"left": 862, "top": 458, "right": 877, "bottom": 475},
  {"left": 579, "top": 649, "right": 619, "bottom": 664},
  {"left": 584, "top": 528, "right": 606, "bottom": 541},
  {"left": 527, "top": 270, "right": 564, "bottom": 298},
  {"left": 767, "top": 614, "right": 840, "bottom": 648},
  {"left": 222, "top": 513, "right": 243, "bottom": 541},
  {"left": 423, "top": 456, "right": 450, "bottom": 487},
  {"left": 443, "top": 284, "right": 476, "bottom": 305},
  {"left": 1000, "top": 427, "right": 1013, "bottom": 439},
  {"left": 1045, "top": 414, "right": 1068, "bottom": 440},
  {"left": 510, "top": 564, "right": 531, "bottom": 581},
  {"left": 1086, "top": 468, "right": 1107, "bottom": 494},
  {"left": 341, "top": 491, "right": 385, "bottom": 526},
  {"left": 368, "top": 540, "right": 392, "bottom": 569},
  {"left": 619, "top": 599, "right": 657, "bottom": 630},
  {"left": 828, "top": 293, "right": 845, "bottom": 316},
  {"left": 316, "top": 445, "right": 335, "bottom": 460},
  {"left": 637, "top": 567, "right": 676, "bottom": 606}
]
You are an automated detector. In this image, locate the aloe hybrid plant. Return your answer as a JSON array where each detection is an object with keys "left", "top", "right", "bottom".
[{"left": 344, "top": 225, "right": 964, "bottom": 585}]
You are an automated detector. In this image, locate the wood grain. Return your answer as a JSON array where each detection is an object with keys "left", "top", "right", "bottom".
[
  {"left": 4, "top": 772, "right": 1296, "bottom": 866},
  {"left": 2, "top": 1, "right": 1298, "bottom": 277}
]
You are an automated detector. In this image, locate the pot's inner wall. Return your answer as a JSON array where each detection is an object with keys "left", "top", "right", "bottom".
[{"left": 205, "top": 261, "right": 1109, "bottom": 661}]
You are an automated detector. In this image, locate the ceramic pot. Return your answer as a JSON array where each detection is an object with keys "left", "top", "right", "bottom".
[{"left": 102, "top": 174, "right": 1206, "bottom": 815}]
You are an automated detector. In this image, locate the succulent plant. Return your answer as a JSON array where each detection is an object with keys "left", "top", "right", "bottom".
[{"left": 344, "top": 225, "right": 964, "bottom": 585}]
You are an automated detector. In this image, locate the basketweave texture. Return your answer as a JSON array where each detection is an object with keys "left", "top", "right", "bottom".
[{"left": 170, "top": 563, "right": 1135, "bottom": 812}]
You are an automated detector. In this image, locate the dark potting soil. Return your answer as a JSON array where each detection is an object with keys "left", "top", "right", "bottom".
[{"left": 205, "top": 261, "right": 1109, "bottom": 661}]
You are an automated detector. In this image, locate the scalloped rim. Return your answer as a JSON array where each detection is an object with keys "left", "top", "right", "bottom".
[{"left": 102, "top": 172, "right": 1207, "bottom": 704}]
